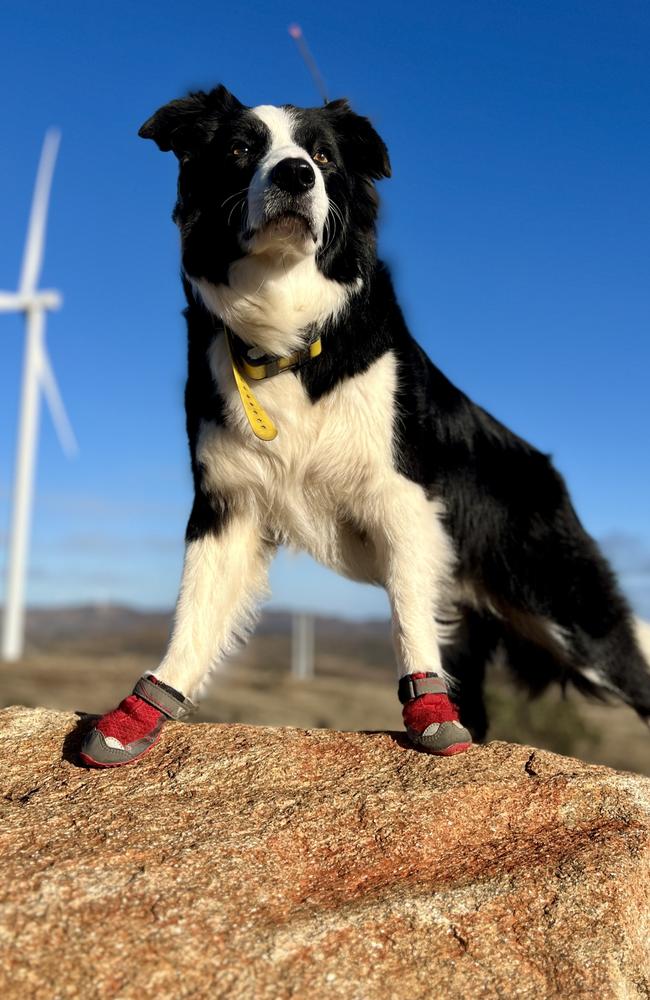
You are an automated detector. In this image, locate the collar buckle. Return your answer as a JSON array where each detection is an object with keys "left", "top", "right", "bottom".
[{"left": 234, "top": 332, "right": 322, "bottom": 381}]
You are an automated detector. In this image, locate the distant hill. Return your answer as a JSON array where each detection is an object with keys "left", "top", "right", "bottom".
[{"left": 17, "top": 604, "right": 391, "bottom": 659}]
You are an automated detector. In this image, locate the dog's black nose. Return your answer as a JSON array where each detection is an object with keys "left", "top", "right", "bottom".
[{"left": 270, "top": 158, "right": 315, "bottom": 194}]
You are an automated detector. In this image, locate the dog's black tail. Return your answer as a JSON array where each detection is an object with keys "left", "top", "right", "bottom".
[{"left": 443, "top": 604, "right": 650, "bottom": 742}]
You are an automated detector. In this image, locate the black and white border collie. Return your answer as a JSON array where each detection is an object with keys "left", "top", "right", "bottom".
[{"left": 81, "top": 85, "right": 649, "bottom": 768}]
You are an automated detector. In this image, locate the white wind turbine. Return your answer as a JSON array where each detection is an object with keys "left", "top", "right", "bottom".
[{"left": 1, "top": 129, "right": 77, "bottom": 661}]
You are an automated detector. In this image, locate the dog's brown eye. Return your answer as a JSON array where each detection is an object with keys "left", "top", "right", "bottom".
[
  {"left": 230, "top": 143, "right": 249, "bottom": 157},
  {"left": 313, "top": 151, "right": 329, "bottom": 165}
]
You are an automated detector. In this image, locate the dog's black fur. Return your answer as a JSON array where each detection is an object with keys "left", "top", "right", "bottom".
[{"left": 140, "top": 85, "right": 650, "bottom": 739}]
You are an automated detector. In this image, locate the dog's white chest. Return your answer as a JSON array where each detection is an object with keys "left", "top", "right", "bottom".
[{"left": 197, "top": 341, "right": 399, "bottom": 575}]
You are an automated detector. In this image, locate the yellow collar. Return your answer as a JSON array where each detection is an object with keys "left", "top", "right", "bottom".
[
  {"left": 225, "top": 329, "right": 323, "bottom": 442},
  {"left": 229, "top": 331, "right": 322, "bottom": 381}
]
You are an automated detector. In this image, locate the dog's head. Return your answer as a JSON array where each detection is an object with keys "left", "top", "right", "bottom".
[{"left": 138, "top": 85, "right": 391, "bottom": 287}]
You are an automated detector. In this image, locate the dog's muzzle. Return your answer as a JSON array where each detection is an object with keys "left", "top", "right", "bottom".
[{"left": 245, "top": 153, "right": 326, "bottom": 248}]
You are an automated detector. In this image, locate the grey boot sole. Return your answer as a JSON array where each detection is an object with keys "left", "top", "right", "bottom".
[
  {"left": 407, "top": 720, "right": 473, "bottom": 755},
  {"left": 79, "top": 718, "right": 166, "bottom": 768}
]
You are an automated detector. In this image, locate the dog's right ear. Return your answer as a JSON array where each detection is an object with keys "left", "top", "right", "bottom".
[
  {"left": 324, "top": 98, "right": 391, "bottom": 181},
  {"left": 138, "top": 85, "right": 244, "bottom": 157}
]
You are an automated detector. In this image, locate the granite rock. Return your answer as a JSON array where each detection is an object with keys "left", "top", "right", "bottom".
[{"left": 0, "top": 706, "right": 649, "bottom": 999}]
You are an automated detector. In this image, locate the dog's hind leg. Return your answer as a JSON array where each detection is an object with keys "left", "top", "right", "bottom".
[
  {"left": 464, "top": 460, "right": 650, "bottom": 732},
  {"left": 440, "top": 609, "right": 502, "bottom": 742},
  {"left": 80, "top": 498, "right": 274, "bottom": 768}
]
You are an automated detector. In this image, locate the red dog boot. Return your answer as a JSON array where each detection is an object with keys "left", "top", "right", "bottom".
[
  {"left": 80, "top": 674, "right": 196, "bottom": 768},
  {"left": 399, "top": 671, "right": 472, "bottom": 755}
]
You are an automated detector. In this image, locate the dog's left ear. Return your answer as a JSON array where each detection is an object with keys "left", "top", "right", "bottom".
[
  {"left": 325, "top": 98, "right": 391, "bottom": 180},
  {"left": 138, "top": 85, "right": 244, "bottom": 157}
]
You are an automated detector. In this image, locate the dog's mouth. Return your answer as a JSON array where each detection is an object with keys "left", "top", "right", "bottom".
[{"left": 244, "top": 211, "right": 317, "bottom": 246}]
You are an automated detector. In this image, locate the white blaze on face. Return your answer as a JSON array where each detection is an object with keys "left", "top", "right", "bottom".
[{"left": 247, "top": 104, "right": 329, "bottom": 251}]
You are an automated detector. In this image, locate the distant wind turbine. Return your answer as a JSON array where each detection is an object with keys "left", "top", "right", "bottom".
[
  {"left": 1, "top": 129, "right": 77, "bottom": 661},
  {"left": 288, "top": 24, "right": 329, "bottom": 104}
]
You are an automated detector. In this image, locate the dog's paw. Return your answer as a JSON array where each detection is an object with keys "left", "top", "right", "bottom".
[
  {"left": 402, "top": 687, "right": 473, "bottom": 755},
  {"left": 79, "top": 676, "right": 196, "bottom": 769},
  {"left": 79, "top": 694, "right": 165, "bottom": 768}
]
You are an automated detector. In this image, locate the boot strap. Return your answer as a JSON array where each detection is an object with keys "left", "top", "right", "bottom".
[
  {"left": 133, "top": 675, "right": 197, "bottom": 720},
  {"left": 398, "top": 672, "right": 448, "bottom": 704}
]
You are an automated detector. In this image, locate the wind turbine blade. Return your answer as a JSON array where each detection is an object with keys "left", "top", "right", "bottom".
[
  {"left": 18, "top": 129, "right": 61, "bottom": 297},
  {"left": 37, "top": 340, "right": 78, "bottom": 458},
  {"left": 0, "top": 292, "right": 24, "bottom": 312}
]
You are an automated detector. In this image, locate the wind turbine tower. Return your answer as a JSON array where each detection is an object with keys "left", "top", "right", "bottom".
[{"left": 0, "top": 130, "right": 77, "bottom": 661}]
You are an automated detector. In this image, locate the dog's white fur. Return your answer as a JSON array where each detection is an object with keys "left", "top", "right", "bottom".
[
  {"left": 157, "top": 105, "right": 458, "bottom": 700},
  {"left": 157, "top": 513, "right": 274, "bottom": 698},
  {"left": 194, "top": 262, "right": 354, "bottom": 357},
  {"left": 158, "top": 342, "right": 457, "bottom": 698}
]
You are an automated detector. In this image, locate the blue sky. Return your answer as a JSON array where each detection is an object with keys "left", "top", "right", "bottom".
[{"left": 0, "top": 0, "right": 648, "bottom": 619}]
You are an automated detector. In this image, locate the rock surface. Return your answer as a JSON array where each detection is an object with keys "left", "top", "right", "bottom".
[{"left": 0, "top": 707, "right": 649, "bottom": 1000}]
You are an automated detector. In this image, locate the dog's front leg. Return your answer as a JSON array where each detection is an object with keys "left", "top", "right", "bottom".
[
  {"left": 373, "top": 483, "right": 473, "bottom": 756},
  {"left": 156, "top": 502, "right": 273, "bottom": 699},
  {"left": 80, "top": 498, "right": 273, "bottom": 767}
]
